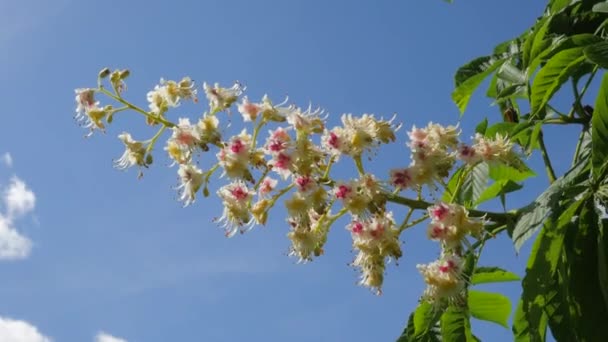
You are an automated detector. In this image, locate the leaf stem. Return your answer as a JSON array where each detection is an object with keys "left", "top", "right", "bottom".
[
  {"left": 98, "top": 88, "right": 176, "bottom": 127},
  {"left": 537, "top": 130, "right": 557, "bottom": 184}
]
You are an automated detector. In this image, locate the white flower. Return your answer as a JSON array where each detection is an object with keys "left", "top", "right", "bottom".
[
  {"left": 417, "top": 254, "right": 466, "bottom": 304},
  {"left": 177, "top": 164, "right": 204, "bottom": 206},
  {"left": 237, "top": 96, "right": 262, "bottom": 122},
  {"left": 217, "top": 181, "right": 254, "bottom": 237},
  {"left": 114, "top": 133, "right": 147, "bottom": 170},
  {"left": 74, "top": 88, "right": 109, "bottom": 133},
  {"left": 204, "top": 82, "right": 243, "bottom": 112}
]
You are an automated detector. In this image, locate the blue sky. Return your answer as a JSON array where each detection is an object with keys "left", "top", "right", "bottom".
[{"left": 0, "top": 0, "right": 581, "bottom": 341}]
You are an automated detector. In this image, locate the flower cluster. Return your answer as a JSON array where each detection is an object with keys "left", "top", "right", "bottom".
[
  {"left": 390, "top": 124, "right": 517, "bottom": 192},
  {"left": 389, "top": 123, "right": 459, "bottom": 190},
  {"left": 458, "top": 133, "right": 514, "bottom": 165},
  {"left": 147, "top": 77, "right": 197, "bottom": 117},
  {"left": 417, "top": 254, "right": 465, "bottom": 304},
  {"left": 417, "top": 202, "right": 485, "bottom": 304},
  {"left": 74, "top": 68, "right": 519, "bottom": 300},
  {"left": 426, "top": 202, "right": 484, "bottom": 249},
  {"left": 348, "top": 212, "right": 402, "bottom": 293},
  {"left": 323, "top": 114, "right": 398, "bottom": 158}
]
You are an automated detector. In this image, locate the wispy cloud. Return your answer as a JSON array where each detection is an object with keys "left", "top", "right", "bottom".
[
  {"left": 2, "top": 153, "right": 12, "bottom": 167},
  {"left": 95, "top": 332, "right": 127, "bottom": 342},
  {"left": 0, "top": 215, "right": 32, "bottom": 260},
  {"left": 0, "top": 156, "right": 38, "bottom": 260},
  {"left": 4, "top": 177, "right": 36, "bottom": 219},
  {"left": 0, "top": 316, "right": 51, "bottom": 342}
]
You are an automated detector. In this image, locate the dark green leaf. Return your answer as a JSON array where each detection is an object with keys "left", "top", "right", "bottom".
[
  {"left": 475, "top": 118, "right": 488, "bottom": 135},
  {"left": 468, "top": 290, "right": 512, "bottom": 328},
  {"left": 441, "top": 306, "right": 475, "bottom": 342},
  {"left": 552, "top": 201, "right": 608, "bottom": 340},
  {"left": 592, "top": 73, "right": 608, "bottom": 180},
  {"left": 530, "top": 47, "right": 586, "bottom": 116},
  {"left": 584, "top": 41, "right": 608, "bottom": 68},
  {"left": 475, "top": 180, "right": 523, "bottom": 205},
  {"left": 471, "top": 267, "right": 520, "bottom": 285},
  {"left": 512, "top": 159, "right": 589, "bottom": 251}
]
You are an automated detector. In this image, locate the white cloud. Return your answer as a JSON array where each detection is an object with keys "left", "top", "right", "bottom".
[
  {"left": 0, "top": 316, "right": 51, "bottom": 342},
  {"left": 0, "top": 215, "right": 31, "bottom": 259},
  {"left": 0, "top": 176, "right": 37, "bottom": 260},
  {"left": 95, "top": 332, "right": 127, "bottom": 342},
  {"left": 4, "top": 177, "right": 36, "bottom": 219},
  {"left": 2, "top": 153, "right": 12, "bottom": 167}
]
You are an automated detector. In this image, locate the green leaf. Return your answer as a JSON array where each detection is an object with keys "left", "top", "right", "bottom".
[
  {"left": 528, "top": 17, "right": 552, "bottom": 69},
  {"left": 471, "top": 267, "right": 520, "bottom": 285},
  {"left": 512, "top": 298, "right": 548, "bottom": 342},
  {"left": 468, "top": 290, "right": 512, "bottom": 328},
  {"left": 488, "top": 163, "right": 535, "bottom": 183},
  {"left": 397, "top": 302, "right": 441, "bottom": 342},
  {"left": 593, "top": 2, "right": 608, "bottom": 13},
  {"left": 514, "top": 200, "right": 585, "bottom": 341},
  {"left": 453, "top": 56, "right": 506, "bottom": 114},
  {"left": 592, "top": 73, "right": 608, "bottom": 180},
  {"left": 440, "top": 306, "right": 475, "bottom": 342},
  {"left": 442, "top": 164, "right": 489, "bottom": 206},
  {"left": 530, "top": 47, "right": 587, "bottom": 116},
  {"left": 458, "top": 163, "right": 489, "bottom": 206},
  {"left": 475, "top": 179, "right": 523, "bottom": 205},
  {"left": 528, "top": 34, "right": 601, "bottom": 76},
  {"left": 475, "top": 118, "right": 488, "bottom": 135},
  {"left": 525, "top": 122, "right": 542, "bottom": 155},
  {"left": 549, "top": 0, "right": 573, "bottom": 14},
  {"left": 584, "top": 41, "right": 608, "bottom": 68}
]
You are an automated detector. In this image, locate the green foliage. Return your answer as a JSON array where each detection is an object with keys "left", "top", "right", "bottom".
[
  {"left": 530, "top": 47, "right": 587, "bottom": 116},
  {"left": 440, "top": 306, "right": 475, "bottom": 342},
  {"left": 592, "top": 73, "right": 608, "bottom": 179},
  {"left": 468, "top": 290, "right": 512, "bottom": 328},
  {"left": 471, "top": 267, "right": 520, "bottom": 285}
]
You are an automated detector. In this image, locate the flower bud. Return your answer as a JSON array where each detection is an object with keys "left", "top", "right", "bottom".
[
  {"left": 98, "top": 67, "right": 111, "bottom": 79},
  {"left": 119, "top": 69, "right": 130, "bottom": 79}
]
